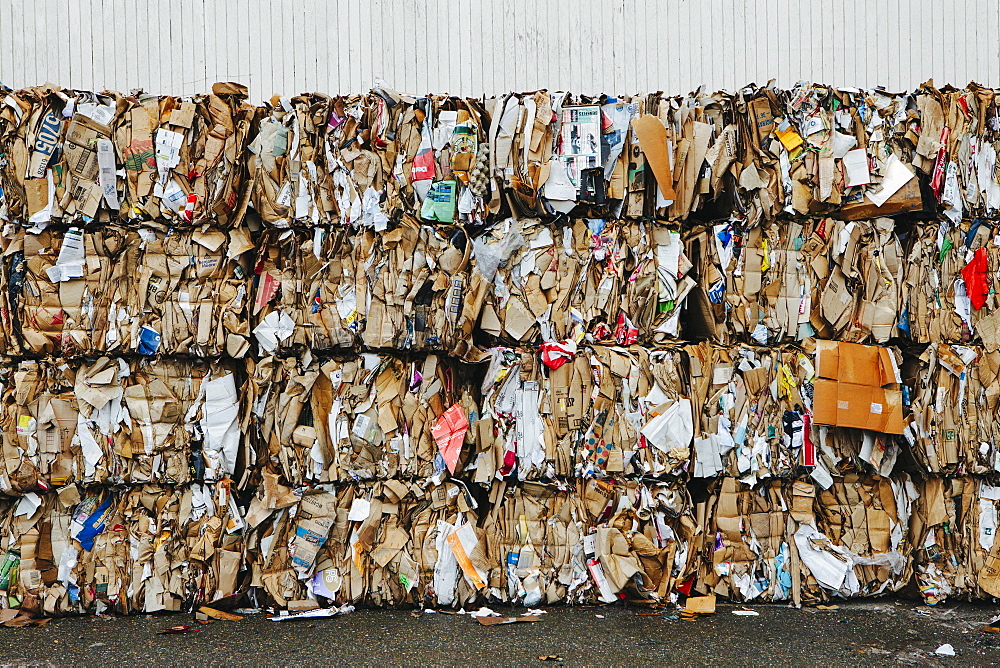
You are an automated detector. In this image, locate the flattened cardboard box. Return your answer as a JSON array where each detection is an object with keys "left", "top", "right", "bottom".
[{"left": 813, "top": 340, "right": 904, "bottom": 434}]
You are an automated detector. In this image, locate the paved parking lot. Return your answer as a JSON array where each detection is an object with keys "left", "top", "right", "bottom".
[{"left": 0, "top": 599, "right": 997, "bottom": 666}]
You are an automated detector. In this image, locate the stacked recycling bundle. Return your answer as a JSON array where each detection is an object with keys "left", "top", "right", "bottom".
[{"left": 2, "top": 79, "right": 1000, "bottom": 616}]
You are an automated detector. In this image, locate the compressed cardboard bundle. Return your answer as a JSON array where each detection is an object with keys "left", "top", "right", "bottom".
[
  {"left": 242, "top": 475, "right": 695, "bottom": 609},
  {"left": 245, "top": 478, "right": 484, "bottom": 609},
  {"left": 7, "top": 81, "right": 1000, "bottom": 231},
  {"left": 1, "top": 225, "right": 254, "bottom": 357},
  {"left": 900, "top": 220, "right": 1000, "bottom": 346},
  {"left": 487, "top": 91, "right": 738, "bottom": 222},
  {"left": 476, "top": 344, "right": 691, "bottom": 481},
  {"left": 684, "top": 340, "right": 905, "bottom": 485},
  {"left": 0, "top": 481, "right": 244, "bottom": 616},
  {"left": 909, "top": 476, "right": 1000, "bottom": 603},
  {"left": 0, "top": 357, "right": 243, "bottom": 493},
  {"left": 481, "top": 479, "right": 696, "bottom": 606},
  {"left": 0, "top": 84, "right": 254, "bottom": 228},
  {"left": 241, "top": 352, "right": 479, "bottom": 486},
  {"left": 689, "top": 217, "right": 905, "bottom": 346},
  {"left": 250, "top": 218, "right": 483, "bottom": 355},
  {"left": 248, "top": 91, "right": 493, "bottom": 228},
  {"left": 7, "top": 78, "right": 1000, "bottom": 616},
  {"left": 692, "top": 474, "right": 915, "bottom": 605},
  {"left": 902, "top": 343, "right": 1000, "bottom": 475},
  {"left": 475, "top": 218, "right": 694, "bottom": 347}
]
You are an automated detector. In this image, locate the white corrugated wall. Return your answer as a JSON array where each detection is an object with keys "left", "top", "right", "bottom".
[{"left": 1, "top": 0, "right": 998, "bottom": 100}]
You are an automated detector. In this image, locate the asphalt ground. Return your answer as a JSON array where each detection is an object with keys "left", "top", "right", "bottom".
[{"left": 1, "top": 599, "right": 998, "bottom": 666}]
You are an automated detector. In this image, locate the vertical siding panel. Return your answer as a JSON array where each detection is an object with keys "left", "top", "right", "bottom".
[
  {"left": 451, "top": 0, "right": 461, "bottom": 94},
  {"left": 0, "top": 1, "right": 10, "bottom": 88},
  {"left": 521, "top": 0, "right": 531, "bottom": 92},
  {"left": 464, "top": 0, "right": 475, "bottom": 94},
  {"left": 52, "top": 0, "right": 68, "bottom": 86},
  {"left": 137, "top": 0, "right": 151, "bottom": 91},
  {"left": 943, "top": 0, "right": 956, "bottom": 84},
  {"left": 178, "top": 0, "right": 192, "bottom": 93},
  {"left": 343, "top": 0, "right": 355, "bottom": 94},
  {"left": 288, "top": 0, "right": 298, "bottom": 94},
  {"left": 398, "top": 0, "right": 410, "bottom": 94},
  {"left": 560, "top": 0, "right": 571, "bottom": 93},
  {"left": 481, "top": 0, "right": 494, "bottom": 95},
  {"left": 570, "top": 0, "right": 583, "bottom": 93},
  {"left": 545, "top": 0, "right": 557, "bottom": 93},
  {"left": 304, "top": 0, "right": 316, "bottom": 91},
  {"left": 712, "top": 0, "right": 735, "bottom": 90},
  {"left": 146, "top": 0, "right": 162, "bottom": 94},
  {"left": 247, "top": 0, "right": 262, "bottom": 99},
  {"left": 33, "top": 0, "right": 46, "bottom": 84},
  {"left": 799, "top": 1, "right": 811, "bottom": 86},
  {"left": 650, "top": 0, "right": 662, "bottom": 94},
  {"left": 235, "top": 0, "right": 249, "bottom": 92},
  {"left": 671, "top": 0, "right": 683, "bottom": 91},
  {"left": 618, "top": 0, "right": 630, "bottom": 96},
  {"left": 262, "top": 0, "right": 275, "bottom": 99},
  {"left": 424, "top": 0, "right": 436, "bottom": 95},
  {"left": 109, "top": 0, "right": 123, "bottom": 90},
  {"left": 217, "top": 0, "right": 229, "bottom": 88},
  {"left": 749, "top": 0, "right": 761, "bottom": 87},
  {"left": 930, "top": 0, "right": 942, "bottom": 86},
  {"left": 203, "top": 0, "right": 216, "bottom": 92},
  {"left": 716, "top": 0, "right": 725, "bottom": 89},
  {"left": 66, "top": 0, "right": 81, "bottom": 89},
  {"left": 736, "top": 0, "right": 748, "bottom": 90},
  {"left": 527, "top": 0, "right": 537, "bottom": 93},
  {"left": 284, "top": 0, "right": 297, "bottom": 95},
  {"left": 633, "top": 0, "right": 646, "bottom": 95},
  {"left": 379, "top": 0, "right": 392, "bottom": 94},
  {"left": 26, "top": 0, "right": 38, "bottom": 87},
  {"left": 882, "top": 0, "right": 904, "bottom": 90},
  {"left": 756, "top": 0, "right": 766, "bottom": 86},
  {"left": 773, "top": 0, "right": 786, "bottom": 88},
  {"left": 299, "top": 0, "right": 309, "bottom": 92},
  {"left": 9, "top": 1, "right": 1000, "bottom": 98},
  {"left": 989, "top": 0, "right": 999, "bottom": 87},
  {"left": 12, "top": 0, "right": 27, "bottom": 88},
  {"left": 84, "top": 0, "right": 99, "bottom": 89},
  {"left": 469, "top": 0, "right": 483, "bottom": 95},
  {"left": 362, "top": 0, "right": 377, "bottom": 94},
  {"left": 194, "top": 0, "right": 206, "bottom": 94},
  {"left": 840, "top": 1, "right": 850, "bottom": 87}
]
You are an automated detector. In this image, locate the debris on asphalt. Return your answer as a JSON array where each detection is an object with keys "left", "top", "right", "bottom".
[
  {"left": 935, "top": 643, "right": 956, "bottom": 656},
  {"left": 156, "top": 625, "right": 199, "bottom": 635},
  {"left": 196, "top": 606, "right": 244, "bottom": 622}
]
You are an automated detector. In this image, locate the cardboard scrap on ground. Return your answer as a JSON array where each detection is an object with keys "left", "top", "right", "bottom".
[
  {"left": 476, "top": 615, "right": 543, "bottom": 626},
  {"left": 681, "top": 595, "right": 716, "bottom": 619}
]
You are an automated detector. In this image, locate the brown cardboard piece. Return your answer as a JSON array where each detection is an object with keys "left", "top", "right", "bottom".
[
  {"left": 631, "top": 114, "right": 676, "bottom": 200},
  {"left": 812, "top": 340, "right": 904, "bottom": 434}
]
